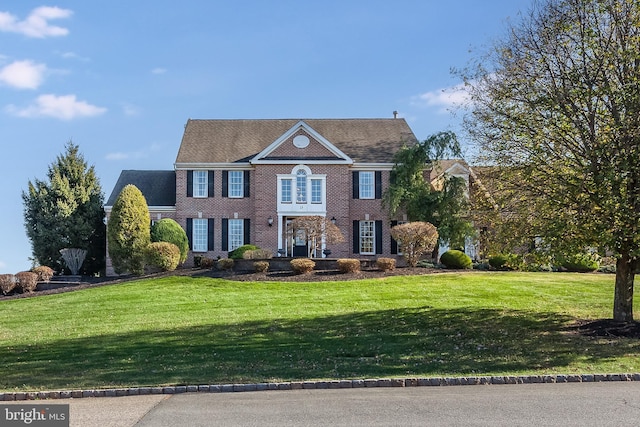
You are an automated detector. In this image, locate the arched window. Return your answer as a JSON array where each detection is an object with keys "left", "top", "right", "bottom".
[{"left": 296, "top": 169, "right": 307, "bottom": 203}]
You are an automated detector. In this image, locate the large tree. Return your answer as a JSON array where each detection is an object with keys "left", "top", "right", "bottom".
[
  {"left": 22, "top": 141, "right": 105, "bottom": 275},
  {"left": 383, "top": 131, "right": 474, "bottom": 249},
  {"left": 107, "top": 184, "right": 150, "bottom": 275},
  {"left": 463, "top": 0, "right": 640, "bottom": 321}
]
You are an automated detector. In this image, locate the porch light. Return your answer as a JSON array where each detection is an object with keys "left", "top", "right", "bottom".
[
  {"left": 268, "top": 216, "right": 274, "bottom": 227},
  {"left": 330, "top": 217, "right": 337, "bottom": 225}
]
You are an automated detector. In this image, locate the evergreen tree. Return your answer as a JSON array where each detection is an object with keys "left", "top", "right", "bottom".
[
  {"left": 107, "top": 184, "right": 150, "bottom": 275},
  {"left": 150, "top": 218, "right": 189, "bottom": 264},
  {"left": 22, "top": 141, "right": 105, "bottom": 275}
]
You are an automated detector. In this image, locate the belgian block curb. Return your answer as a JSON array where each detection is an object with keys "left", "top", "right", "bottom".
[{"left": 2, "top": 373, "right": 640, "bottom": 401}]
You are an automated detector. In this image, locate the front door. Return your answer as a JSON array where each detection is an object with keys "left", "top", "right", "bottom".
[{"left": 293, "top": 228, "right": 308, "bottom": 257}]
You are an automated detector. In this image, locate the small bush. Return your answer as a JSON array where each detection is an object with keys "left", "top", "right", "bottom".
[
  {"left": 559, "top": 253, "right": 600, "bottom": 273},
  {"left": 146, "top": 242, "right": 181, "bottom": 271},
  {"left": 15, "top": 271, "right": 39, "bottom": 293},
  {"left": 243, "top": 249, "right": 273, "bottom": 260},
  {"left": 200, "top": 257, "right": 216, "bottom": 269},
  {"left": 32, "top": 266, "right": 54, "bottom": 282},
  {"left": 150, "top": 218, "right": 189, "bottom": 264},
  {"left": 254, "top": 261, "right": 269, "bottom": 273},
  {"left": 376, "top": 257, "right": 396, "bottom": 272},
  {"left": 229, "top": 244, "right": 259, "bottom": 260},
  {"left": 0, "top": 274, "right": 16, "bottom": 295},
  {"left": 440, "top": 250, "right": 473, "bottom": 270},
  {"left": 217, "top": 258, "right": 234, "bottom": 271},
  {"left": 291, "top": 258, "right": 315, "bottom": 274},
  {"left": 337, "top": 258, "right": 361, "bottom": 273},
  {"left": 488, "top": 253, "right": 522, "bottom": 271}
]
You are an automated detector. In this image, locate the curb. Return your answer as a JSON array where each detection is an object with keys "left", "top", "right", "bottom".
[{"left": 2, "top": 373, "right": 640, "bottom": 401}]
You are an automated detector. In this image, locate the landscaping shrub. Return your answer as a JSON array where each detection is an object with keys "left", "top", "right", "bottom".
[
  {"left": 0, "top": 274, "right": 16, "bottom": 295},
  {"left": 390, "top": 221, "right": 439, "bottom": 267},
  {"left": 145, "top": 242, "right": 180, "bottom": 272},
  {"left": 15, "top": 271, "right": 38, "bottom": 293},
  {"left": 32, "top": 266, "right": 54, "bottom": 282},
  {"left": 229, "top": 244, "right": 259, "bottom": 260},
  {"left": 253, "top": 261, "right": 269, "bottom": 273},
  {"left": 440, "top": 250, "right": 473, "bottom": 269},
  {"left": 217, "top": 258, "right": 234, "bottom": 271},
  {"left": 376, "top": 257, "right": 396, "bottom": 272},
  {"left": 200, "top": 257, "right": 216, "bottom": 269},
  {"left": 488, "top": 253, "right": 522, "bottom": 271},
  {"left": 150, "top": 218, "right": 189, "bottom": 264},
  {"left": 243, "top": 249, "right": 273, "bottom": 260},
  {"left": 559, "top": 253, "right": 600, "bottom": 273},
  {"left": 337, "top": 258, "right": 361, "bottom": 273},
  {"left": 290, "top": 258, "right": 315, "bottom": 274}
]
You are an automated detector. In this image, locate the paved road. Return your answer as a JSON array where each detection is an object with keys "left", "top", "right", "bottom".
[{"left": 44, "top": 382, "right": 640, "bottom": 426}]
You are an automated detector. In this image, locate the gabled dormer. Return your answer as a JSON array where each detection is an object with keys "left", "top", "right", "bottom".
[{"left": 250, "top": 121, "right": 353, "bottom": 165}]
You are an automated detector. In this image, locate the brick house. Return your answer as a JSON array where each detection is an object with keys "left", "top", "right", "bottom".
[{"left": 104, "top": 118, "right": 475, "bottom": 275}]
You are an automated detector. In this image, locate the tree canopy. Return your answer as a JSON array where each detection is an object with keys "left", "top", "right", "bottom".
[
  {"left": 462, "top": 0, "right": 640, "bottom": 321},
  {"left": 22, "top": 141, "right": 105, "bottom": 275},
  {"left": 383, "top": 131, "right": 474, "bottom": 249}
]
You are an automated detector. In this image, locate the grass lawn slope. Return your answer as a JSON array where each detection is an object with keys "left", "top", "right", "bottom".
[{"left": 1, "top": 272, "right": 639, "bottom": 392}]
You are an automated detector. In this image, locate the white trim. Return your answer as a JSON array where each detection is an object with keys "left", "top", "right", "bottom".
[
  {"left": 351, "top": 163, "right": 394, "bottom": 170},
  {"left": 250, "top": 121, "right": 354, "bottom": 165},
  {"left": 174, "top": 163, "right": 252, "bottom": 170}
]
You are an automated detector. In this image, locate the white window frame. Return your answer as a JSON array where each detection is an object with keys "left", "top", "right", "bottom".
[
  {"left": 193, "top": 170, "right": 207, "bottom": 198},
  {"left": 359, "top": 220, "right": 375, "bottom": 255},
  {"left": 296, "top": 169, "right": 307, "bottom": 203},
  {"left": 359, "top": 171, "right": 374, "bottom": 199},
  {"left": 281, "top": 178, "right": 292, "bottom": 203},
  {"left": 192, "top": 218, "right": 208, "bottom": 252},
  {"left": 311, "top": 179, "right": 322, "bottom": 204},
  {"left": 228, "top": 171, "right": 244, "bottom": 198},
  {"left": 228, "top": 219, "right": 244, "bottom": 251}
]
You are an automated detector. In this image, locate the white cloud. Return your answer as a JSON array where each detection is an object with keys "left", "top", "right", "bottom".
[
  {"left": 106, "top": 143, "right": 162, "bottom": 161},
  {"left": 0, "top": 60, "right": 46, "bottom": 89},
  {"left": 121, "top": 103, "right": 141, "bottom": 116},
  {"left": 0, "top": 6, "right": 72, "bottom": 38},
  {"left": 58, "top": 51, "right": 90, "bottom": 62},
  {"left": 412, "top": 82, "right": 470, "bottom": 112},
  {"left": 6, "top": 94, "right": 107, "bottom": 120},
  {"left": 151, "top": 67, "right": 167, "bottom": 75}
]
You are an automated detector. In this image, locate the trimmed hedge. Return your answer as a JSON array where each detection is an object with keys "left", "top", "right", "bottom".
[
  {"left": 15, "top": 271, "right": 38, "bottom": 293},
  {"left": 440, "top": 250, "right": 473, "bottom": 270},
  {"left": 229, "top": 245, "right": 259, "bottom": 260},
  {"left": 146, "top": 242, "right": 180, "bottom": 271},
  {"left": 337, "top": 258, "right": 361, "bottom": 273},
  {"left": 291, "top": 258, "right": 315, "bottom": 274},
  {"left": 253, "top": 261, "right": 269, "bottom": 273},
  {"left": 376, "top": 257, "right": 396, "bottom": 272},
  {"left": 0, "top": 274, "right": 16, "bottom": 295},
  {"left": 217, "top": 258, "right": 234, "bottom": 271},
  {"left": 32, "top": 266, "right": 54, "bottom": 282},
  {"left": 559, "top": 253, "right": 600, "bottom": 273}
]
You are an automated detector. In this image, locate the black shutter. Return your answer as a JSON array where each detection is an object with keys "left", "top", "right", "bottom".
[
  {"left": 375, "top": 171, "right": 382, "bottom": 199},
  {"left": 244, "top": 170, "right": 250, "bottom": 197},
  {"left": 222, "top": 218, "right": 228, "bottom": 251},
  {"left": 375, "top": 220, "right": 383, "bottom": 254},
  {"left": 352, "top": 171, "right": 359, "bottom": 199},
  {"left": 244, "top": 218, "right": 251, "bottom": 244},
  {"left": 186, "top": 218, "right": 193, "bottom": 250},
  {"left": 208, "top": 171, "right": 214, "bottom": 197},
  {"left": 207, "top": 218, "right": 215, "bottom": 251},
  {"left": 222, "top": 171, "right": 229, "bottom": 197},
  {"left": 353, "top": 220, "right": 359, "bottom": 254},
  {"left": 390, "top": 220, "right": 398, "bottom": 254},
  {"left": 187, "top": 171, "right": 193, "bottom": 197}
]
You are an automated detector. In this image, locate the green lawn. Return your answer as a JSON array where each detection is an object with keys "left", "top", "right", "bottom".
[{"left": 1, "top": 272, "right": 639, "bottom": 392}]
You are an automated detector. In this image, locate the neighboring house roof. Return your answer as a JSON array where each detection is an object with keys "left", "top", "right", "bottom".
[
  {"left": 105, "top": 170, "right": 176, "bottom": 207},
  {"left": 175, "top": 118, "right": 418, "bottom": 165}
]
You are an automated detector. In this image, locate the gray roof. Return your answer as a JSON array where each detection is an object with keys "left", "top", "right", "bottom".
[
  {"left": 105, "top": 170, "right": 176, "bottom": 207},
  {"left": 175, "top": 118, "right": 418, "bottom": 164}
]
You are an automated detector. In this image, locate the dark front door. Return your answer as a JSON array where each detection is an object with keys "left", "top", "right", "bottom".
[{"left": 293, "top": 228, "right": 308, "bottom": 257}]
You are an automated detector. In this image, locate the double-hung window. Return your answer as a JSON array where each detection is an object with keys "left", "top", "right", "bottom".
[
  {"left": 359, "top": 220, "right": 375, "bottom": 255},
  {"left": 311, "top": 179, "right": 322, "bottom": 204},
  {"left": 359, "top": 171, "right": 374, "bottom": 199},
  {"left": 281, "top": 179, "right": 292, "bottom": 203},
  {"left": 228, "top": 219, "right": 244, "bottom": 251},
  {"left": 192, "top": 218, "right": 208, "bottom": 252},
  {"left": 193, "top": 171, "right": 207, "bottom": 198},
  {"left": 228, "top": 171, "right": 243, "bottom": 198}
]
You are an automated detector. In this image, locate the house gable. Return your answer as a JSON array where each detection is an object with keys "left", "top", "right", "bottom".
[{"left": 251, "top": 121, "right": 352, "bottom": 164}]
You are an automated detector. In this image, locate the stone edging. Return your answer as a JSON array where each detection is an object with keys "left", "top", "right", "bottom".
[{"left": 2, "top": 373, "right": 640, "bottom": 401}]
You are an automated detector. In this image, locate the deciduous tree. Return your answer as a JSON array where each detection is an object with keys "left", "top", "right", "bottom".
[
  {"left": 462, "top": 0, "right": 640, "bottom": 321},
  {"left": 287, "top": 216, "right": 345, "bottom": 258},
  {"left": 390, "top": 221, "right": 439, "bottom": 267}
]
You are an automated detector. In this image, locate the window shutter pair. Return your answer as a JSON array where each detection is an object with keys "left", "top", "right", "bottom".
[
  {"left": 352, "top": 220, "right": 383, "bottom": 254},
  {"left": 221, "top": 218, "right": 251, "bottom": 251},
  {"left": 352, "top": 171, "right": 382, "bottom": 199},
  {"left": 222, "top": 171, "right": 250, "bottom": 197},
  {"left": 185, "top": 218, "right": 214, "bottom": 251},
  {"left": 186, "top": 170, "right": 214, "bottom": 197}
]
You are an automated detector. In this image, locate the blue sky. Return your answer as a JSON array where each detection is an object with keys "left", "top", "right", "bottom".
[{"left": 0, "top": 1, "right": 531, "bottom": 274}]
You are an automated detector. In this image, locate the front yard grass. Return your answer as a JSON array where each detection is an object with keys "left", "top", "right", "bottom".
[{"left": 1, "top": 272, "right": 639, "bottom": 392}]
